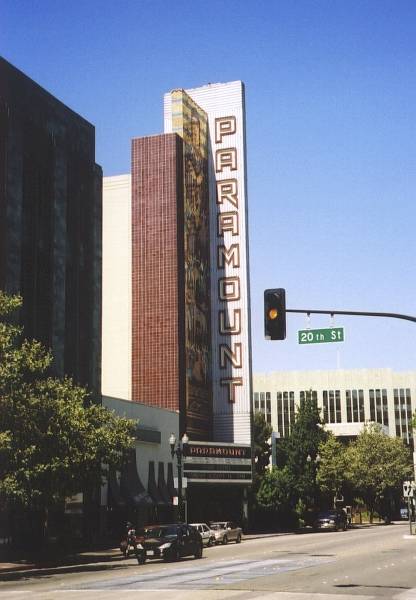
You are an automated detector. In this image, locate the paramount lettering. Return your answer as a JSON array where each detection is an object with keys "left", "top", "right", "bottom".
[{"left": 214, "top": 115, "right": 246, "bottom": 405}]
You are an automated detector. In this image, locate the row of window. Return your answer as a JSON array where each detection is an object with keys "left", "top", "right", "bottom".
[{"left": 253, "top": 388, "right": 414, "bottom": 441}]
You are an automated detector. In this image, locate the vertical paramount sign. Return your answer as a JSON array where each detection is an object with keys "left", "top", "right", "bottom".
[{"left": 165, "top": 81, "right": 252, "bottom": 444}]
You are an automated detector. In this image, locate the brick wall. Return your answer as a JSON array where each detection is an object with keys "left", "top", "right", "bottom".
[{"left": 131, "top": 134, "right": 184, "bottom": 412}]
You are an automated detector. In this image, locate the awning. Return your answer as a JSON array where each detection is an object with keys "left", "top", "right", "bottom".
[
  {"left": 108, "top": 469, "right": 126, "bottom": 507},
  {"left": 167, "top": 462, "right": 177, "bottom": 497},
  {"left": 148, "top": 461, "right": 169, "bottom": 506},
  {"left": 158, "top": 462, "right": 172, "bottom": 505},
  {"left": 120, "top": 449, "right": 154, "bottom": 508}
]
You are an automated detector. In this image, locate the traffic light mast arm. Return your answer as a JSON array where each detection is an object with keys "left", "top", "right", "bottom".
[{"left": 286, "top": 309, "right": 416, "bottom": 324}]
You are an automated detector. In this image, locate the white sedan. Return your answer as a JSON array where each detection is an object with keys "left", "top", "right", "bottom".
[{"left": 190, "top": 523, "right": 216, "bottom": 547}]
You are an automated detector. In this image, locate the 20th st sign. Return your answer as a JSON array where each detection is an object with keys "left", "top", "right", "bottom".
[{"left": 298, "top": 327, "right": 345, "bottom": 345}]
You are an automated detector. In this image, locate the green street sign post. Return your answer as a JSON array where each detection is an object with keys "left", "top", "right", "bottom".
[{"left": 298, "top": 327, "right": 344, "bottom": 345}]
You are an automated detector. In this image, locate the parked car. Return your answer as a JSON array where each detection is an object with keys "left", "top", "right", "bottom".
[
  {"left": 190, "top": 523, "right": 216, "bottom": 547},
  {"left": 313, "top": 509, "right": 348, "bottom": 532},
  {"left": 137, "top": 523, "right": 203, "bottom": 563},
  {"left": 209, "top": 521, "right": 242, "bottom": 544}
]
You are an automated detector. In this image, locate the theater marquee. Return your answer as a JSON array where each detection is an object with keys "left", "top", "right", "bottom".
[{"left": 183, "top": 442, "right": 252, "bottom": 485}]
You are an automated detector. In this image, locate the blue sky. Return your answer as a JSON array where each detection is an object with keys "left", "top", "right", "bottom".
[{"left": 2, "top": 0, "right": 416, "bottom": 373}]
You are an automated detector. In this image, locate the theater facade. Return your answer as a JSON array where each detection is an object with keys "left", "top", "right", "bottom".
[{"left": 102, "top": 81, "right": 253, "bottom": 526}]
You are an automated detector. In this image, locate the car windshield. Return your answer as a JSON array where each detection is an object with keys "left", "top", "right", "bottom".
[
  {"left": 144, "top": 525, "right": 179, "bottom": 538},
  {"left": 210, "top": 523, "right": 225, "bottom": 530},
  {"left": 318, "top": 511, "right": 337, "bottom": 518}
]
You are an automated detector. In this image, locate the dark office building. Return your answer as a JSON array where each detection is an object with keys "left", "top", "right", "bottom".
[{"left": 0, "top": 57, "right": 102, "bottom": 396}]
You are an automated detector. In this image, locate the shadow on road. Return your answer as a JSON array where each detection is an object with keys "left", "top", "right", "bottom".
[{"left": 0, "top": 559, "right": 129, "bottom": 583}]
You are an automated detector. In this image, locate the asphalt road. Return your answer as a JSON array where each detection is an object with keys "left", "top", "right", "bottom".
[{"left": 1, "top": 522, "right": 415, "bottom": 600}]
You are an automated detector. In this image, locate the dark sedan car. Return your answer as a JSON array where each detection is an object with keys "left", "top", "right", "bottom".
[
  {"left": 313, "top": 509, "right": 348, "bottom": 532},
  {"left": 138, "top": 523, "right": 203, "bottom": 563}
]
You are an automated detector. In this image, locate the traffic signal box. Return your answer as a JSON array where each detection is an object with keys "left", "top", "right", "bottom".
[{"left": 264, "top": 288, "right": 286, "bottom": 340}]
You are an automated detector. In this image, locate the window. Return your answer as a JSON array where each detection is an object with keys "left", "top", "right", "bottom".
[
  {"left": 276, "top": 391, "right": 295, "bottom": 437},
  {"left": 254, "top": 392, "right": 259, "bottom": 411},
  {"left": 359, "top": 390, "right": 364, "bottom": 422},
  {"left": 394, "top": 388, "right": 412, "bottom": 442},
  {"left": 336, "top": 390, "right": 341, "bottom": 423},
  {"left": 283, "top": 393, "right": 289, "bottom": 434},
  {"left": 382, "top": 389, "right": 388, "bottom": 425},
  {"left": 323, "top": 391, "right": 329, "bottom": 423},
  {"left": 277, "top": 392, "right": 283, "bottom": 436},
  {"left": 369, "top": 389, "right": 375, "bottom": 421},
  {"left": 323, "top": 390, "right": 341, "bottom": 423},
  {"left": 346, "top": 390, "right": 352, "bottom": 422},
  {"left": 300, "top": 390, "right": 318, "bottom": 405},
  {"left": 346, "top": 389, "right": 364, "bottom": 423},
  {"left": 369, "top": 389, "right": 388, "bottom": 425}
]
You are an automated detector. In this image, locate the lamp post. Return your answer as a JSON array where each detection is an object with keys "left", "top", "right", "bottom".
[
  {"left": 306, "top": 453, "right": 321, "bottom": 509},
  {"left": 169, "top": 432, "right": 189, "bottom": 523}
]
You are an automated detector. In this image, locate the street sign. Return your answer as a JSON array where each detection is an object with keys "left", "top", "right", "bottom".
[
  {"left": 403, "top": 481, "right": 415, "bottom": 498},
  {"left": 298, "top": 327, "right": 344, "bottom": 345}
]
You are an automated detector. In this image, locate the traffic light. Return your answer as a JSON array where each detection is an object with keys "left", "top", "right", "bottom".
[{"left": 264, "top": 288, "right": 286, "bottom": 340}]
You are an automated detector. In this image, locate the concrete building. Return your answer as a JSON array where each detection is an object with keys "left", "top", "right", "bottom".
[
  {"left": 102, "top": 82, "right": 253, "bottom": 525},
  {"left": 102, "top": 174, "right": 131, "bottom": 401},
  {"left": 0, "top": 57, "right": 102, "bottom": 396},
  {"left": 253, "top": 368, "right": 416, "bottom": 445}
]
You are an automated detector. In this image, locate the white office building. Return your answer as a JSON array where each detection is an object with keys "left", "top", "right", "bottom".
[{"left": 253, "top": 369, "right": 416, "bottom": 444}]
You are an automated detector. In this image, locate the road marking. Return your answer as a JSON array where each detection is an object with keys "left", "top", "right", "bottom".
[{"left": 64, "top": 556, "right": 336, "bottom": 591}]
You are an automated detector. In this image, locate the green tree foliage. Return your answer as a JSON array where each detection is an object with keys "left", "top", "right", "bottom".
[
  {"left": 0, "top": 291, "right": 136, "bottom": 517},
  {"left": 316, "top": 434, "right": 349, "bottom": 500},
  {"left": 252, "top": 411, "right": 272, "bottom": 478},
  {"left": 282, "top": 392, "right": 328, "bottom": 509},
  {"left": 256, "top": 466, "right": 293, "bottom": 520},
  {"left": 248, "top": 412, "right": 273, "bottom": 529},
  {"left": 253, "top": 392, "right": 328, "bottom": 529},
  {"left": 346, "top": 423, "right": 412, "bottom": 521}
]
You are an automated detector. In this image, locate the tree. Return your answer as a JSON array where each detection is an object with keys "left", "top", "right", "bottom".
[
  {"left": 252, "top": 411, "right": 273, "bottom": 479},
  {"left": 282, "top": 392, "right": 328, "bottom": 511},
  {"left": 316, "top": 434, "right": 349, "bottom": 506},
  {"left": 0, "top": 291, "right": 136, "bottom": 540},
  {"left": 256, "top": 466, "right": 296, "bottom": 526},
  {"left": 248, "top": 412, "right": 272, "bottom": 529},
  {"left": 346, "top": 423, "right": 412, "bottom": 522}
]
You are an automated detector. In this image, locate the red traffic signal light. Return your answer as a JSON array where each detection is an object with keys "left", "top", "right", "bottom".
[{"left": 264, "top": 288, "right": 286, "bottom": 340}]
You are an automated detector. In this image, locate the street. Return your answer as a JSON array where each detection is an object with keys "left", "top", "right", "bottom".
[{"left": 1, "top": 522, "right": 416, "bottom": 599}]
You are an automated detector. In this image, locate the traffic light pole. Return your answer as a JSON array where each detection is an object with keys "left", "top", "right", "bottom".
[{"left": 286, "top": 309, "right": 416, "bottom": 323}]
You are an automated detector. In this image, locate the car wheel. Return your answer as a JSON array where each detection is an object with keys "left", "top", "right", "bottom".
[
  {"left": 222, "top": 535, "right": 228, "bottom": 545},
  {"left": 194, "top": 543, "right": 203, "bottom": 559},
  {"left": 165, "top": 547, "right": 180, "bottom": 562},
  {"left": 137, "top": 554, "right": 146, "bottom": 565},
  {"left": 236, "top": 534, "right": 241, "bottom": 544},
  {"left": 207, "top": 538, "right": 212, "bottom": 547}
]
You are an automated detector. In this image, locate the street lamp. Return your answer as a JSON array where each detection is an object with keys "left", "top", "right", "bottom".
[
  {"left": 169, "top": 432, "right": 189, "bottom": 522},
  {"left": 306, "top": 453, "right": 321, "bottom": 509},
  {"left": 306, "top": 453, "right": 321, "bottom": 465}
]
